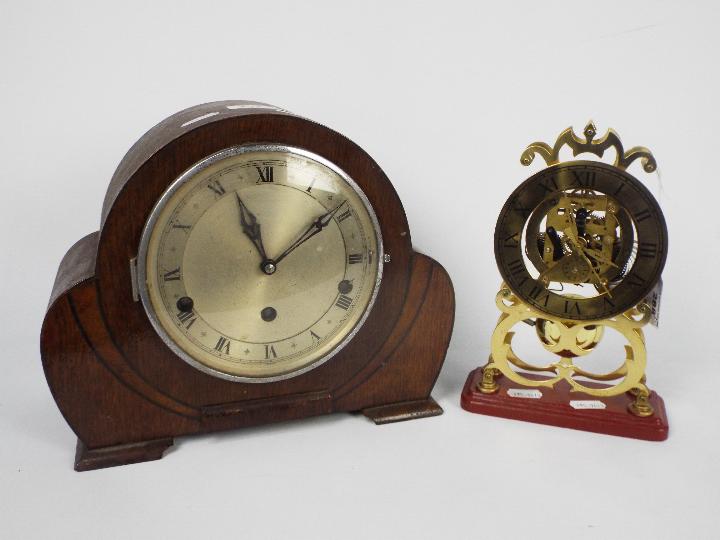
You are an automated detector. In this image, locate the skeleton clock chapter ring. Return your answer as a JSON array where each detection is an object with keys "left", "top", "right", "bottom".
[{"left": 494, "top": 161, "right": 667, "bottom": 321}]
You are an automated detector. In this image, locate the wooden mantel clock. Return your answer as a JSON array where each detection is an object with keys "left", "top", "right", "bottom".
[{"left": 40, "top": 101, "right": 455, "bottom": 471}]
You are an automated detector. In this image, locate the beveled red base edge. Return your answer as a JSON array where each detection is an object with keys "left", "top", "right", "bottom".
[{"left": 460, "top": 368, "right": 668, "bottom": 441}]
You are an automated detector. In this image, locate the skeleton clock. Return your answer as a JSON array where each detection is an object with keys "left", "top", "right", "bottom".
[
  {"left": 41, "top": 101, "right": 455, "bottom": 470},
  {"left": 462, "top": 122, "right": 669, "bottom": 440}
]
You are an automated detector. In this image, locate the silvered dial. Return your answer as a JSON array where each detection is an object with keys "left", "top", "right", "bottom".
[{"left": 138, "top": 145, "right": 382, "bottom": 382}]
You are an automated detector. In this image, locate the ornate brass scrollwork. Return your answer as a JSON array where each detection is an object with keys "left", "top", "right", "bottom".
[
  {"left": 481, "top": 285, "right": 655, "bottom": 416},
  {"left": 520, "top": 121, "right": 656, "bottom": 173}
]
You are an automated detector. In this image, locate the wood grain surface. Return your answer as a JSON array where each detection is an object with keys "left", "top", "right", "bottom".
[{"left": 40, "top": 101, "right": 456, "bottom": 470}]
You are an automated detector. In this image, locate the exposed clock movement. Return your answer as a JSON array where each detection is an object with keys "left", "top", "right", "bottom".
[{"left": 462, "top": 121, "right": 668, "bottom": 440}]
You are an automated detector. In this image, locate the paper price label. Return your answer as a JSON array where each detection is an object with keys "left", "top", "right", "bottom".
[
  {"left": 569, "top": 400, "right": 606, "bottom": 410},
  {"left": 507, "top": 388, "right": 542, "bottom": 399},
  {"left": 643, "top": 278, "right": 663, "bottom": 327}
]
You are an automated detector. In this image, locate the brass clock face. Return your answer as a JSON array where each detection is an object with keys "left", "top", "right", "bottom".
[
  {"left": 495, "top": 161, "right": 667, "bottom": 321},
  {"left": 138, "top": 145, "right": 383, "bottom": 382}
]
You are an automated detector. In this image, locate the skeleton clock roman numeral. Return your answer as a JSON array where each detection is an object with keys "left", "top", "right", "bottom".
[
  {"left": 265, "top": 344, "right": 277, "bottom": 359},
  {"left": 571, "top": 169, "right": 597, "bottom": 189},
  {"left": 539, "top": 175, "right": 559, "bottom": 193},
  {"left": 635, "top": 208, "right": 652, "bottom": 222},
  {"left": 507, "top": 259, "right": 525, "bottom": 276},
  {"left": 503, "top": 232, "right": 520, "bottom": 248},
  {"left": 626, "top": 273, "right": 647, "bottom": 288},
  {"left": 564, "top": 300, "right": 581, "bottom": 315},
  {"left": 637, "top": 242, "right": 659, "bottom": 258},
  {"left": 507, "top": 259, "right": 528, "bottom": 287},
  {"left": 512, "top": 199, "right": 532, "bottom": 220},
  {"left": 528, "top": 283, "right": 550, "bottom": 306}
]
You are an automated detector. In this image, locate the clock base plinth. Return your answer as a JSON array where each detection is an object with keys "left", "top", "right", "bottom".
[
  {"left": 74, "top": 437, "right": 174, "bottom": 472},
  {"left": 362, "top": 397, "right": 443, "bottom": 425},
  {"left": 460, "top": 368, "right": 668, "bottom": 441}
]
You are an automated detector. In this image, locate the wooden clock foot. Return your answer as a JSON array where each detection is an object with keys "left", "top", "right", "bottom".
[
  {"left": 74, "top": 438, "right": 174, "bottom": 472},
  {"left": 362, "top": 397, "right": 443, "bottom": 425}
]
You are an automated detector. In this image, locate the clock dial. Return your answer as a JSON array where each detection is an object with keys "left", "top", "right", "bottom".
[
  {"left": 494, "top": 161, "right": 667, "bottom": 321},
  {"left": 138, "top": 145, "right": 382, "bottom": 382}
]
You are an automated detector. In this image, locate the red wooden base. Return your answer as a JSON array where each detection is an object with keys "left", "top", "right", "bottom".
[{"left": 461, "top": 368, "right": 668, "bottom": 441}]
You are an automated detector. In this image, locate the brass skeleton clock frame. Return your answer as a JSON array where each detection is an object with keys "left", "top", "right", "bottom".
[{"left": 478, "top": 122, "right": 668, "bottom": 423}]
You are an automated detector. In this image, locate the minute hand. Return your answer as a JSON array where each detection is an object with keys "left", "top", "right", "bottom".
[{"left": 273, "top": 202, "right": 346, "bottom": 266}]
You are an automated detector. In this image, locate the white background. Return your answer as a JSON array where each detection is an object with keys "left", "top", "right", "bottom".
[{"left": 1, "top": 1, "right": 719, "bottom": 539}]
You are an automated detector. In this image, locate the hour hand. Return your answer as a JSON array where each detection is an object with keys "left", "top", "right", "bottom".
[
  {"left": 563, "top": 227, "right": 612, "bottom": 296},
  {"left": 236, "top": 192, "right": 268, "bottom": 260}
]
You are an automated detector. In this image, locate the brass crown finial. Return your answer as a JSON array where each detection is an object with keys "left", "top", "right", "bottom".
[{"left": 520, "top": 121, "right": 656, "bottom": 173}]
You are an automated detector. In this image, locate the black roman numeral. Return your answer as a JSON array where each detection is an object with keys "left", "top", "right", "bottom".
[
  {"left": 637, "top": 242, "right": 659, "bottom": 258},
  {"left": 336, "top": 294, "right": 352, "bottom": 310},
  {"left": 603, "top": 296, "right": 616, "bottom": 309},
  {"left": 507, "top": 259, "right": 525, "bottom": 276},
  {"left": 528, "top": 283, "right": 550, "bottom": 306},
  {"left": 503, "top": 232, "right": 520, "bottom": 248},
  {"left": 164, "top": 268, "right": 181, "bottom": 281},
  {"left": 255, "top": 166, "right": 274, "bottom": 183},
  {"left": 348, "top": 253, "right": 363, "bottom": 264},
  {"left": 613, "top": 183, "right": 625, "bottom": 196},
  {"left": 172, "top": 223, "right": 191, "bottom": 230},
  {"left": 512, "top": 199, "right": 532, "bottom": 220},
  {"left": 207, "top": 179, "right": 225, "bottom": 196},
  {"left": 635, "top": 208, "right": 652, "bottom": 222},
  {"left": 572, "top": 170, "right": 597, "bottom": 189},
  {"left": 626, "top": 274, "right": 646, "bottom": 288},
  {"left": 564, "top": 300, "right": 581, "bottom": 315},
  {"left": 539, "top": 175, "right": 559, "bottom": 193},
  {"left": 177, "top": 311, "right": 196, "bottom": 329},
  {"left": 265, "top": 344, "right": 277, "bottom": 359},
  {"left": 310, "top": 330, "right": 321, "bottom": 342},
  {"left": 214, "top": 336, "right": 230, "bottom": 354},
  {"left": 336, "top": 209, "right": 352, "bottom": 222}
]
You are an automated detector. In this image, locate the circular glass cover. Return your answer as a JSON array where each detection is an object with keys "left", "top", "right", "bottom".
[{"left": 138, "top": 145, "right": 383, "bottom": 382}]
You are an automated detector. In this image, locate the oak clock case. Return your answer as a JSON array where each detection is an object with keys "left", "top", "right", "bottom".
[
  {"left": 40, "top": 101, "right": 455, "bottom": 471},
  {"left": 461, "top": 122, "right": 669, "bottom": 441}
]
